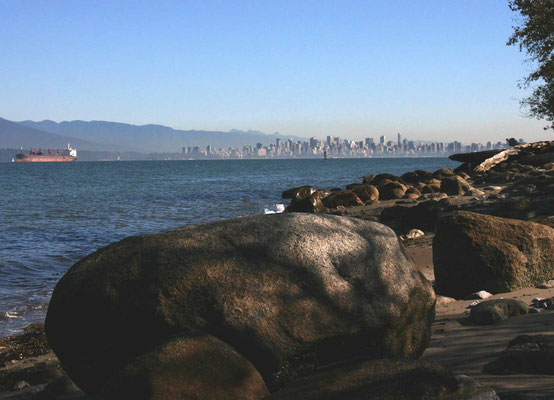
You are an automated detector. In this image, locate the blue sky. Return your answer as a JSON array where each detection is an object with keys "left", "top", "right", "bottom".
[{"left": 0, "top": 0, "right": 549, "bottom": 143}]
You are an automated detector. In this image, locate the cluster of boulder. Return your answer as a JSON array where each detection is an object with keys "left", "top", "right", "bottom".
[
  {"left": 39, "top": 213, "right": 501, "bottom": 399},
  {"left": 449, "top": 140, "right": 554, "bottom": 223},
  {"left": 282, "top": 140, "right": 554, "bottom": 238},
  {"left": 283, "top": 167, "right": 475, "bottom": 215}
]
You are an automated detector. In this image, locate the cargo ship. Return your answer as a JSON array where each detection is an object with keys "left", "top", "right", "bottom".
[{"left": 14, "top": 145, "right": 77, "bottom": 162}]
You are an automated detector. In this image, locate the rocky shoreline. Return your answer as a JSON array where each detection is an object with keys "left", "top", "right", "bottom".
[
  {"left": 1, "top": 140, "right": 553, "bottom": 399},
  {"left": 282, "top": 141, "right": 554, "bottom": 233}
]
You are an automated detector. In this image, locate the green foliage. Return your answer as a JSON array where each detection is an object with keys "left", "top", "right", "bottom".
[{"left": 507, "top": 0, "right": 554, "bottom": 129}]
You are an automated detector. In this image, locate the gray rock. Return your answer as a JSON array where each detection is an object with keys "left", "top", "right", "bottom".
[
  {"left": 380, "top": 181, "right": 408, "bottom": 200},
  {"left": 321, "top": 190, "right": 364, "bottom": 208},
  {"left": 440, "top": 176, "right": 472, "bottom": 196},
  {"left": 46, "top": 213, "right": 435, "bottom": 394},
  {"left": 415, "top": 170, "right": 434, "bottom": 182},
  {"left": 433, "top": 168, "right": 456, "bottom": 180},
  {"left": 469, "top": 299, "right": 528, "bottom": 325},
  {"left": 371, "top": 173, "right": 403, "bottom": 186},
  {"left": 400, "top": 171, "right": 421, "bottom": 184},
  {"left": 347, "top": 184, "right": 379, "bottom": 203},
  {"left": 421, "top": 184, "right": 440, "bottom": 194},
  {"left": 434, "top": 211, "right": 554, "bottom": 297},
  {"left": 483, "top": 335, "right": 554, "bottom": 375},
  {"left": 286, "top": 190, "right": 328, "bottom": 213},
  {"left": 281, "top": 186, "right": 316, "bottom": 201}
]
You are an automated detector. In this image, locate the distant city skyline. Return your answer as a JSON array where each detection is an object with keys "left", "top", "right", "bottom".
[
  {"left": 1, "top": 1, "right": 552, "bottom": 143},
  {"left": 182, "top": 132, "right": 518, "bottom": 160},
  {"left": 2, "top": 117, "right": 541, "bottom": 151}
]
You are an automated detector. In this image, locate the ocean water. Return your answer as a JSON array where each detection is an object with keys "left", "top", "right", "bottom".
[{"left": 0, "top": 158, "right": 459, "bottom": 336}]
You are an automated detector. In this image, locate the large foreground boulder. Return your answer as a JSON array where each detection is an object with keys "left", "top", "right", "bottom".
[
  {"left": 434, "top": 211, "right": 554, "bottom": 298},
  {"left": 45, "top": 213, "right": 435, "bottom": 394}
]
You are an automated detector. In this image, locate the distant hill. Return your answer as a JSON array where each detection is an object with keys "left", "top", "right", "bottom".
[
  {"left": 0, "top": 118, "right": 106, "bottom": 151},
  {"left": 17, "top": 120, "right": 308, "bottom": 153}
]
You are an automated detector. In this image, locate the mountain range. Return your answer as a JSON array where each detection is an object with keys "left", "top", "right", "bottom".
[{"left": 0, "top": 117, "right": 307, "bottom": 153}]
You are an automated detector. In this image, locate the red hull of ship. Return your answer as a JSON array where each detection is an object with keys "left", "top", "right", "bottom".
[{"left": 15, "top": 155, "right": 77, "bottom": 162}]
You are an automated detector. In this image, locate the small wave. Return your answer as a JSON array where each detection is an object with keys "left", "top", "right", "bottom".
[
  {"left": 2, "top": 311, "right": 20, "bottom": 320},
  {"left": 264, "top": 203, "right": 285, "bottom": 214}
]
